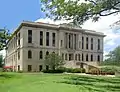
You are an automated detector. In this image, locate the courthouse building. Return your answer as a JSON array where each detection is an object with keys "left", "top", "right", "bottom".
[{"left": 5, "top": 21, "right": 105, "bottom": 72}]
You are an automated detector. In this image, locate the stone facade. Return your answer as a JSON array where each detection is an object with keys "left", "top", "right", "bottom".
[{"left": 5, "top": 21, "right": 105, "bottom": 72}]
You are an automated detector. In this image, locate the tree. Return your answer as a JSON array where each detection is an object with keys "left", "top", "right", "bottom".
[
  {"left": 44, "top": 53, "right": 65, "bottom": 70},
  {"left": 0, "top": 29, "right": 10, "bottom": 50},
  {"left": 101, "top": 46, "right": 120, "bottom": 66},
  {"left": 0, "top": 55, "right": 3, "bottom": 68},
  {"left": 41, "top": 0, "right": 120, "bottom": 26}
]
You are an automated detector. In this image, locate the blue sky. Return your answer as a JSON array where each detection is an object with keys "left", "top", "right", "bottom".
[
  {"left": 0, "top": 0, "right": 120, "bottom": 58},
  {"left": 0, "top": 0, "right": 45, "bottom": 31}
]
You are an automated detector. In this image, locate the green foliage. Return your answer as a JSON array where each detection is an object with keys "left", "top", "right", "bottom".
[
  {"left": 42, "top": 69, "right": 64, "bottom": 73},
  {"left": 100, "top": 66, "right": 120, "bottom": 73},
  {"left": 0, "top": 55, "right": 3, "bottom": 67},
  {"left": 0, "top": 29, "right": 10, "bottom": 50},
  {"left": 103, "top": 46, "right": 120, "bottom": 66},
  {"left": 41, "top": 0, "right": 120, "bottom": 25},
  {"left": 65, "top": 68, "right": 85, "bottom": 73},
  {"left": 44, "top": 53, "right": 65, "bottom": 70}
]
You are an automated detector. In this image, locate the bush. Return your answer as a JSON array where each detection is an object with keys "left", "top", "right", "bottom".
[
  {"left": 65, "top": 68, "right": 85, "bottom": 73},
  {"left": 42, "top": 68, "right": 65, "bottom": 73}
]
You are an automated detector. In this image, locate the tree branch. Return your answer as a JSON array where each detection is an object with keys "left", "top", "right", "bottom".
[{"left": 99, "top": 10, "right": 120, "bottom": 16}]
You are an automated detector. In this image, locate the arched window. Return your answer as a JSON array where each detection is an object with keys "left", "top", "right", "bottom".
[
  {"left": 78, "top": 54, "right": 80, "bottom": 61},
  {"left": 97, "top": 55, "right": 100, "bottom": 62},
  {"left": 91, "top": 54, "right": 93, "bottom": 61},
  {"left": 40, "top": 51, "right": 43, "bottom": 59},
  {"left": 82, "top": 53, "right": 84, "bottom": 61},
  {"left": 75, "top": 54, "right": 77, "bottom": 61},
  {"left": 86, "top": 54, "right": 88, "bottom": 61},
  {"left": 65, "top": 54, "right": 67, "bottom": 60},
  {"left": 28, "top": 50, "right": 32, "bottom": 59},
  {"left": 46, "top": 51, "right": 49, "bottom": 56}
]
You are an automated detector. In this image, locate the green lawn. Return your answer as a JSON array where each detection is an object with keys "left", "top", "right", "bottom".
[{"left": 0, "top": 73, "right": 120, "bottom": 92}]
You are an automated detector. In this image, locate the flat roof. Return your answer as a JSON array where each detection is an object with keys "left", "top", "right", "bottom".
[{"left": 8, "top": 21, "right": 106, "bottom": 44}]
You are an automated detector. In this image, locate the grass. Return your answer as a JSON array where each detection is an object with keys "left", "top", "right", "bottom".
[{"left": 0, "top": 72, "right": 120, "bottom": 92}]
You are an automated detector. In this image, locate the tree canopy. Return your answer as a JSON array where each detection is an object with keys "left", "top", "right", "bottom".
[
  {"left": 101, "top": 46, "right": 120, "bottom": 66},
  {"left": 41, "top": 0, "right": 120, "bottom": 26},
  {"left": 0, "top": 29, "right": 10, "bottom": 50}
]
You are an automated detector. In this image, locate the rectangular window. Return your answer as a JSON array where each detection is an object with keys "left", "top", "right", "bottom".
[
  {"left": 18, "top": 65, "right": 20, "bottom": 71},
  {"left": 65, "top": 33, "right": 67, "bottom": 48},
  {"left": 98, "top": 39, "right": 100, "bottom": 50},
  {"left": 86, "top": 37, "right": 88, "bottom": 49},
  {"left": 74, "top": 34, "right": 76, "bottom": 49},
  {"left": 52, "top": 33, "right": 55, "bottom": 47},
  {"left": 40, "top": 31, "right": 43, "bottom": 45},
  {"left": 39, "top": 65, "right": 43, "bottom": 71},
  {"left": 40, "top": 51, "right": 43, "bottom": 59},
  {"left": 46, "top": 32, "right": 49, "bottom": 46},
  {"left": 18, "top": 33, "right": 20, "bottom": 46},
  {"left": 82, "top": 53, "right": 84, "bottom": 61},
  {"left": 18, "top": 51, "right": 20, "bottom": 60},
  {"left": 91, "top": 38, "right": 93, "bottom": 50},
  {"left": 28, "top": 65, "right": 32, "bottom": 72},
  {"left": 61, "top": 40, "right": 63, "bottom": 47},
  {"left": 82, "top": 36, "right": 84, "bottom": 49},
  {"left": 28, "top": 30, "right": 32, "bottom": 43}
]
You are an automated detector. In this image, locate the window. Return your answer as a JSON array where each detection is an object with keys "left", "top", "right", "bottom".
[
  {"left": 75, "top": 54, "right": 77, "bottom": 61},
  {"left": 78, "top": 54, "right": 80, "bottom": 61},
  {"left": 91, "top": 38, "right": 93, "bottom": 50},
  {"left": 65, "top": 54, "right": 67, "bottom": 60},
  {"left": 91, "top": 54, "right": 93, "bottom": 61},
  {"left": 74, "top": 34, "right": 76, "bottom": 49},
  {"left": 62, "top": 53, "right": 64, "bottom": 60},
  {"left": 39, "top": 65, "right": 42, "bottom": 71},
  {"left": 52, "top": 33, "right": 56, "bottom": 47},
  {"left": 86, "top": 37, "right": 88, "bottom": 49},
  {"left": 69, "top": 34, "right": 71, "bottom": 48},
  {"left": 46, "top": 51, "right": 49, "bottom": 56},
  {"left": 18, "top": 65, "right": 20, "bottom": 71},
  {"left": 97, "top": 55, "right": 100, "bottom": 61},
  {"left": 28, "top": 50, "right": 32, "bottom": 59},
  {"left": 18, "top": 51, "right": 20, "bottom": 60},
  {"left": 28, "top": 30, "right": 32, "bottom": 43},
  {"left": 98, "top": 39, "right": 100, "bottom": 50},
  {"left": 46, "top": 32, "right": 49, "bottom": 46},
  {"left": 86, "top": 54, "right": 88, "bottom": 61},
  {"left": 28, "top": 65, "right": 32, "bottom": 72},
  {"left": 69, "top": 54, "right": 73, "bottom": 61},
  {"left": 82, "top": 53, "right": 84, "bottom": 61},
  {"left": 79, "top": 41, "right": 81, "bottom": 48},
  {"left": 40, "top": 51, "right": 43, "bottom": 59},
  {"left": 18, "top": 33, "right": 20, "bottom": 46},
  {"left": 61, "top": 40, "right": 63, "bottom": 47},
  {"left": 82, "top": 36, "right": 84, "bottom": 49},
  {"left": 65, "top": 33, "right": 67, "bottom": 48},
  {"left": 46, "top": 65, "right": 49, "bottom": 70},
  {"left": 40, "top": 31, "right": 43, "bottom": 45}
]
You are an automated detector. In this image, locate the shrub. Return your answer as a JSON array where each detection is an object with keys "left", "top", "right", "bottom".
[
  {"left": 72, "top": 68, "right": 85, "bottom": 73},
  {"left": 42, "top": 68, "right": 65, "bottom": 73},
  {"left": 65, "top": 68, "right": 85, "bottom": 73}
]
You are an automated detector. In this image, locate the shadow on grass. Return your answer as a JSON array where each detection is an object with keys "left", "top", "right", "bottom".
[{"left": 59, "top": 75, "right": 120, "bottom": 92}]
